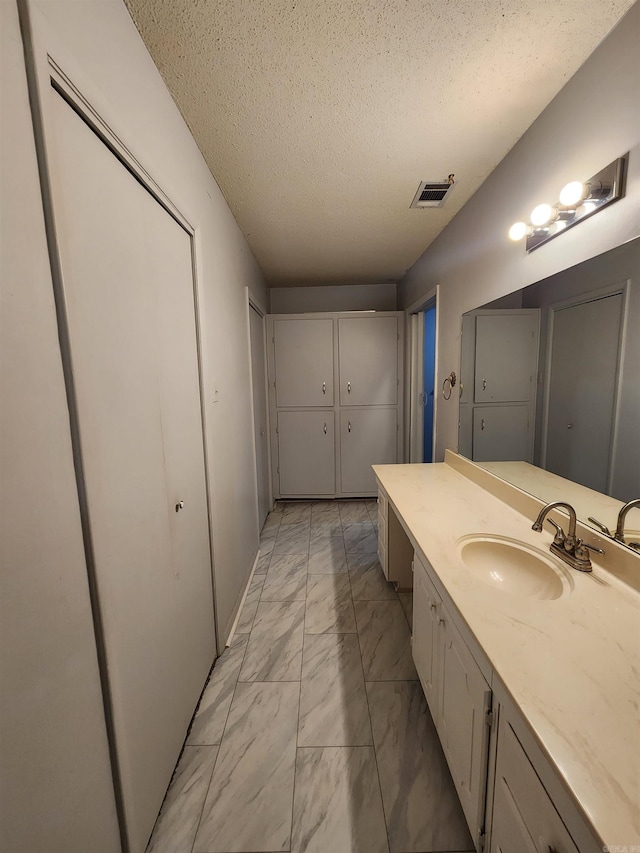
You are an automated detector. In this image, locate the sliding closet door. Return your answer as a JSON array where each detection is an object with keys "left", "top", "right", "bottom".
[{"left": 48, "top": 87, "right": 215, "bottom": 853}]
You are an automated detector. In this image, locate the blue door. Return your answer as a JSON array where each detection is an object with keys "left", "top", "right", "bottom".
[{"left": 423, "top": 305, "right": 436, "bottom": 463}]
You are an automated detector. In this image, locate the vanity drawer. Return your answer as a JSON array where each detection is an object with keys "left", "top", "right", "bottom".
[{"left": 491, "top": 717, "right": 579, "bottom": 853}]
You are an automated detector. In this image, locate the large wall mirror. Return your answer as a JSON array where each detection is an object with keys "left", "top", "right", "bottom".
[{"left": 458, "top": 237, "right": 640, "bottom": 549}]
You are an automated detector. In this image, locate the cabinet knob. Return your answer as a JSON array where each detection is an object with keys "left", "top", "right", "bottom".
[
  {"left": 438, "top": 616, "right": 446, "bottom": 625},
  {"left": 347, "top": 381, "right": 351, "bottom": 393},
  {"left": 323, "top": 423, "right": 327, "bottom": 434},
  {"left": 429, "top": 602, "right": 437, "bottom": 611},
  {"left": 348, "top": 421, "right": 352, "bottom": 433},
  {"left": 175, "top": 500, "right": 184, "bottom": 512},
  {"left": 322, "top": 381, "right": 326, "bottom": 394}
]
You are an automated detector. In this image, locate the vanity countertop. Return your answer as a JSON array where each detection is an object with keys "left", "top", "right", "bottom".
[{"left": 373, "top": 458, "right": 640, "bottom": 849}]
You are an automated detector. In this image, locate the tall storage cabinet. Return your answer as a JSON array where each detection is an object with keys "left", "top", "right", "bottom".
[{"left": 268, "top": 312, "right": 403, "bottom": 498}]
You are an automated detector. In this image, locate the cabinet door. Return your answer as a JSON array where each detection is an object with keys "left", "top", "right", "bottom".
[
  {"left": 340, "top": 408, "right": 397, "bottom": 494},
  {"left": 274, "top": 318, "right": 334, "bottom": 406},
  {"left": 474, "top": 313, "right": 538, "bottom": 403},
  {"left": 472, "top": 406, "right": 531, "bottom": 462},
  {"left": 438, "top": 611, "right": 492, "bottom": 844},
  {"left": 491, "top": 719, "right": 579, "bottom": 853},
  {"left": 338, "top": 316, "right": 398, "bottom": 405},
  {"left": 278, "top": 411, "right": 335, "bottom": 496},
  {"left": 490, "top": 777, "right": 538, "bottom": 853},
  {"left": 412, "top": 554, "right": 441, "bottom": 719}
]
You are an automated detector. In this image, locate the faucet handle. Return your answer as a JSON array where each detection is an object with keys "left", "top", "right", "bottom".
[
  {"left": 545, "top": 518, "right": 565, "bottom": 546},
  {"left": 574, "top": 539, "right": 605, "bottom": 561},
  {"left": 588, "top": 516, "right": 612, "bottom": 537}
]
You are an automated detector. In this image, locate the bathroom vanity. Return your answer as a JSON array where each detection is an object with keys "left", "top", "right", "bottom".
[{"left": 374, "top": 453, "right": 640, "bottom": 853}]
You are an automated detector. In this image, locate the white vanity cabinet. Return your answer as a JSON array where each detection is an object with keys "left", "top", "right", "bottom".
[
  {"left": 490, "top": 714, "right": 579, "bottom": 853},
  {"left": 377, "top": 486, "right": 413, "bottom": 590},
  {"left": 412, "top": 552, "right": 441, "bottom": 713},
  {"left": 413, "top": 551, "right": 492, "bottom": 850}
]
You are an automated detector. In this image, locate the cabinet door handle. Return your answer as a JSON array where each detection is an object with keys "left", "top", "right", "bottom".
[
  {"left": 347, "top": 381, "right": 351, "bottom": 394},
  {"left": 438, "top": 616, "right": 445, "bottom": 625},
  {"left": 175, "top": 500, "right": 185, "bottom": 512},
  {"left": 481, "top": 418, "right": 485, "bottom": 431},
  {"left": 348, "top": 421, "right": 351, "bottom": 433},
  {"left": 323, "top": 422, "right": 327, "bottom": 434},
  {"left": 482, "top": 378, "right": 487, "bottom": 391},
  {"left": 430, "top": 602, "right": 437, "bottom": 611},
  {"left": 322, "top": 381, "right": 326, "bottom": 394}
]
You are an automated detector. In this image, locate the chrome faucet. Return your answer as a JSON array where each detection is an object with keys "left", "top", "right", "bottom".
[
  {"left": 532, "top": 501, "right": 604, "bottom": 572},
  {"left": 614, "top": 499, "right": 640, "bottom": 544}
]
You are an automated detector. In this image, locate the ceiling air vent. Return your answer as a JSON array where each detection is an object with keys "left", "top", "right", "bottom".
[{"left": 410, "top": 175, "right": 456, "bottom": 209}]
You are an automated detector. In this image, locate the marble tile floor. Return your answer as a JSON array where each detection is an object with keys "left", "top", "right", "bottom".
[{"left": 146, "top": 499, "right": 474, "bottom": 853}]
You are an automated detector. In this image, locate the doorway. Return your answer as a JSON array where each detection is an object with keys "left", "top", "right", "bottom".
[
  {"left": 423, "top": 304, "right": 436, "bottom": 463},
  {"left": 249, "top": 302, "right": 271, "bottom": 528},
  {"left": 408, "top": 291, "right": 438, "bottom": 463}
]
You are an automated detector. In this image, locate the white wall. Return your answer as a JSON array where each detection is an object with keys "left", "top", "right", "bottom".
[
  {"left": 29, "top": 0, "right": 269, "bottom": 644},
  {"left": 399, "top": 2, "right": 640, "bottom": 461},
  {"left": 271, "top": 282, "right": 397, "bottom": 313},
  {"left": 0, "top": 1, "right": 121, "bottom": 849}
]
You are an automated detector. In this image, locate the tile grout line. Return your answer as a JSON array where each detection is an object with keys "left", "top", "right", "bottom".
[
  {"left": 352, "top": 569, "right": 393, "bottom": 853},
  {"left": 189, "top": 598, "right": 254, "bottom": 853}
]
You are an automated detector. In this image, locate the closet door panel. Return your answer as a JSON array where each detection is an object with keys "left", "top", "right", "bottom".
[
  {"left": 274, "top": 318, "right": 334, "bottom": 406},
  {"left": 340, "top": 408, "right": 397, "bottom": 494},
  {"left": 49, "top": 89, "right": 214, "bottom": 853},
  {"left": 474, "top": 314, "right": 538, "bottom": 403},
  {"left": 278, "top": 411, "right": 335, "bottom": 495},
  {"left": 338, "top": 316, "right": 398, "bottom": 405}
]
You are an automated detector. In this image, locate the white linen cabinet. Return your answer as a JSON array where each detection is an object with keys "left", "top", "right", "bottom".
[{"left": 267, "top": 312, "right": 403, "bottom": 498}]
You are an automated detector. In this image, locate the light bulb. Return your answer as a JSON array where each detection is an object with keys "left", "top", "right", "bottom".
[
  {"left": 577, "top": 200, "right": 597, "bottom": 216},
  {"left": 559, "top": 181, "right": 586, "bottom": 207},
  {"left": 530, "top": 203, "right": 555, "bottom": 227},
  {"left": 508, "top": 221, "right": 528, "bottom": 241}
]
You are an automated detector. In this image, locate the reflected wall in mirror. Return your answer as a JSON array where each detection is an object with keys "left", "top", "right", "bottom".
[{"left": 458, "top": 237, "right": 640, "bottom": 546}]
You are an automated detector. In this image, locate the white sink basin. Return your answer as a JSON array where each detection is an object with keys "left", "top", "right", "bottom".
[{"left": 457, "top": 535, "right": 574, "bottom": 600}]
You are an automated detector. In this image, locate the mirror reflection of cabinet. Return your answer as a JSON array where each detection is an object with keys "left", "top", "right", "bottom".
[{"left": 459, "top": 309, "right": 539, "bottom": 463}]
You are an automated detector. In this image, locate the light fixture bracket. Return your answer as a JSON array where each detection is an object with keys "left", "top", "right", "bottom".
[{"left": 525, "top": 156, "right": 627, "bottom": 252}]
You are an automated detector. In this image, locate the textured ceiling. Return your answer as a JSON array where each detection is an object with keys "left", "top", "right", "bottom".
[{"left": 124, "top": 0, "right": 634, "bottom": 287}]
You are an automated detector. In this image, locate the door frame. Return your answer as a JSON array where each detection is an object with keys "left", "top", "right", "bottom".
[
  {"left": 540, "top": 280, "right": 629, "bottom": 495},
  {"left": 406, "top": 287, "right": 439, "bottom": 462},
  {"left": 247, "top": 292, "right": 273, "bottom": 529},
  {"left": 19, "top": 7, "right": 220, "bottom": 847}
]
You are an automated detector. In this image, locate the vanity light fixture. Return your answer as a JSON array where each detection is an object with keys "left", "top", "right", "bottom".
[{"left": 508, "top": 155, "right": 627, "bottom": 252}]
